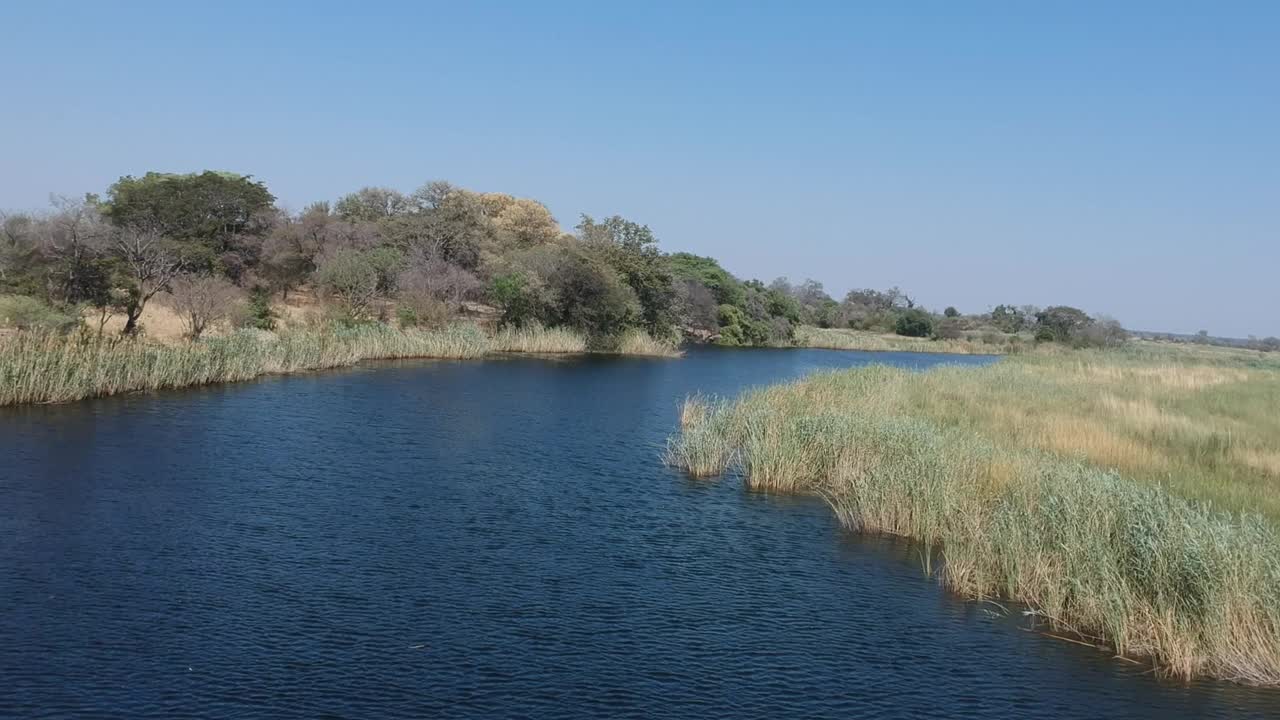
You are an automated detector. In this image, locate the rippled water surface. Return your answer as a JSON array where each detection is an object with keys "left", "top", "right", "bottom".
[{"left": 3, "top": 347, "right": 1278, "bottom": 719}]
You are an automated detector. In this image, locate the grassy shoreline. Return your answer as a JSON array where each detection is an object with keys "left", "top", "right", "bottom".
[
  {"left": 666, "top": 346, "right": 1280, "bottom": 685},
  {"left": 792, "top": 325, "right": 1018, "bottom": 355},
  {"left": 0, "top": 323, "right": 678, "bottom": 406}
]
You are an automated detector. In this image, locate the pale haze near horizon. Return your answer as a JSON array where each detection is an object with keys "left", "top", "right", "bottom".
[{"left": 1, "top": 2, "right": 1275, "bottom": 337}]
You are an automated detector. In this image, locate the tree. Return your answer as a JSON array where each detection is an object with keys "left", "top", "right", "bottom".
[
  {"left": 839, "top": 287, "right": 911, "bottom": 331},
  {"left": 334, "top": 187, "right": 408, "bottom": 222},
  {"left": 1076, "top": 315, "right": 1128, "bottom": 348},
  {"left": 944, "top": 306, "right": 960, "bottom": 318},
  {"left": 895, "top": 308, "right": 934, "bottom": 337},
  {"left": 577, "top": 215, "right": 677, "bottom": 339},
  {"left": 990, "top": 304, "right": 1026, "bottom": 333},
  {"left": 102, "top": 171, "right": 276, "bottom": 280},
  {"left": 381, "top": 187, "right": 494, "bottom": 270},
  {"left": 397, "top": 244, "right": 482, "bottom": 326},
  {"left": 1035, "top": 306, "right": 1093, "bottom": 344},
  {"left": 667, "top": 253, "right": 744, "bottom": 307},
  {"left": 162, "top": 274, "right": 243, "bottom": 339},
  {"left": 481, "top": 193, "right": 562, "bottom": 251},
  {"left": 545, "top": 248, "right": 639, "bottom": 341},
  {"left": 675, "top": 279, "right": 718, "bottom": 335},
  {"left": 112, "top": 227, "right": 186, "bottom": 335},
  {"left": 260, "top": 203, "right": 380, "bottom": 298},
  {"left": 313, "top": 248, "right": 396, "bottom": 322},
  {"left": 490, "top": 272, "right": 540, "bottom": 327}
]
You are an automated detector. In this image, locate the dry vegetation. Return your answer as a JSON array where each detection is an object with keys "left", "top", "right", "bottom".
[
  {"left": 793, "top": 325, "right": 1021, "bottom": 355},
  {"left": 665, "top": 341, "right": 1280, "bottom": 684}
]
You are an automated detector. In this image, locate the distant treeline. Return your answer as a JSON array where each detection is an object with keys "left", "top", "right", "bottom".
[{"left": 0, "top": 170, "right": 1236, "bottom": 351}]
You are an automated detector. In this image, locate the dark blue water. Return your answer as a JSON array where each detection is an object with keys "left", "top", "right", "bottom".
[{"left": 1, "top": 347, "right": 1276, "bottom": 719}]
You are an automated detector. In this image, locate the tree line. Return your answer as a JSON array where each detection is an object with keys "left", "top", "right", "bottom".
[{"left": 3, "top": 169, "right": 1243, "bottom": 352}]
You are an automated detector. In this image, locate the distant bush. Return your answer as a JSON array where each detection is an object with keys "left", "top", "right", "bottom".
[
  {"left": 895, "top": 309, "right": 934, "bottom": 338},
  {"left": 933, "top": 317, "right": 964, "bottom": 340}
]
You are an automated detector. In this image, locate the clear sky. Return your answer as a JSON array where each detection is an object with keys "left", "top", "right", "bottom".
[{"left": 2, "top": 1, "right": 1276, "bottom": 336}]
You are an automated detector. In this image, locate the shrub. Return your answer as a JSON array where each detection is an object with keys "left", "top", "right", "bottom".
[
  {"left": 161, "top": 274, "right": 243, "bottom": 339},
  {"left": 933, "top": 317, "right": 964, "bottom": 341},
  {"left": 235, "top": 287, "right": 278, "bottom": 330},
  {"left": 0, "top": 295, "right": 81, "bottom": 333},
  {"left": 895, "top": 309, "right": 934, "bottom": 338}
]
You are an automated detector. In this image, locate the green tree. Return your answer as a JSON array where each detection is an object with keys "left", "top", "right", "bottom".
[
  {"left": 944, "top": 306, "right": 960, "bottom": 318},
  {"left": 102, "top": 171, "right": 276, "bottom": 280},
  {"left": 490, "top": 272, "right": 542, "bottom": 327},
  {"left": 577, "top": 215, "right": 677, "bottom": 339},
  {"left": 990, "top": 304, "right": 1025, "bottom": 333},
  {"left": 667, "top": 253, "right": 744, "bottom": 306},
  {"left": 895, "top": 308, "right": 934, "bottom": 337},
  {"left": 314, "top": 248, "right": 402, "bottom": 322},
  {"left": 1035, "top": 306, "right": 1093, "bottom": 343},
  {"left": 545, "top": 248, "right": 639, "bottom": 343}
]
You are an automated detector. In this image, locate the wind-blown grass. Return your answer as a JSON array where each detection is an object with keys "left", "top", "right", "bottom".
[{"left": 665, "top": 347, "right": 1280, "bottom": 684}]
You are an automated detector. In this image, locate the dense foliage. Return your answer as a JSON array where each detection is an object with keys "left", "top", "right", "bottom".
[{"left": 8, "top": 168, "right": 1255, "bottom": 352}]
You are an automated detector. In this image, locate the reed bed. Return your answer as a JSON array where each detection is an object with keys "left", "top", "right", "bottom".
[
  {"left": 0, "top": 321, "right": 691, "bottom": 406},
  {"left": 616, "top": 329, "right": 683, "bottom": 357},
  {"left": 0, "top": 324, "right": 494, "bottom": 406},
  {"left": 793, "top": 325, "right": 1014, "bottom": 355},
  {"left": 665, "top": 348, "right": 1280, "bottom": 684},
  {"left": 491, "top": 324, "right": 588, "bottom": 354}
]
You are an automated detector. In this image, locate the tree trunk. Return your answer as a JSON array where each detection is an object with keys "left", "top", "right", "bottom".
[{"left": 122, "top": 304, "right": 144, "bottom": 336}]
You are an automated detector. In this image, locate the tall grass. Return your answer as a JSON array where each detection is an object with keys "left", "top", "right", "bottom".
[
  {"left": 0, "top": 321, "right": 690, "bottom": 406},
  {"left": 0, "top": 324, "right": 493, "bottom": 406},
  {"left": 616, "top": 329, "right": 683, "bottom": 357},
  {"left": 491, "top": 324, "right": 588, "bottom": 353},
  {"left": 793, "top": 325, "right": 1016, "bottom": 355},
  {"left": 665, "top": 348, "right": 1280, "bottom": 684}
]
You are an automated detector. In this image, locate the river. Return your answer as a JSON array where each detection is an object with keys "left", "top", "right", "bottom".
[{"left": 1, "top": 347, "right": 1276, "bottom": 718}]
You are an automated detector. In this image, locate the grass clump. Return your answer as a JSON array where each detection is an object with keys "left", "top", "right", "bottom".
[
  {"left": 665, "top": 346, "right": 1280, "bottom": 684},
  {"left": 617, "top": 329, "right": 683, "bottom": 357},
  {"left": 491, "top": 324, "right": 588, "bottom": 354}
]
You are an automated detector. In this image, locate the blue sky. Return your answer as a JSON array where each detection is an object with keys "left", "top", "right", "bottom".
[{"left": 2, "top": 1, "right": 1276, "bottom": 336}]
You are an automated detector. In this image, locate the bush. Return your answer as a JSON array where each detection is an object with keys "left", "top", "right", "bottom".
[
  {"left": 0, "top": 295, "right": 81, "bottom": 333},
  {"left": 397, "top": 297, "right": 450, "bottom": 329},
  {"left": 895, "top": 309, "right": 934, "bottom": 338},
  {"left": 933, "top": 317, "right": 964, "bottom": 340},
  {"left": 161, "top": 274, "right": 243, "bottom": 339},
  {"left": 315, "top": 248, "right": 401, "bottom": 321}
]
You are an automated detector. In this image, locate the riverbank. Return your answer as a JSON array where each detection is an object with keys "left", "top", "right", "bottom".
[
  {"left": 0, "top": 323, "right": 679, "bottom": 406},
  {"left": 666, "top": 344, "right": 1280, "bottom": 684},
  {"left": 792, "top": 326, "right": 1019, "bottom": 355}
]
